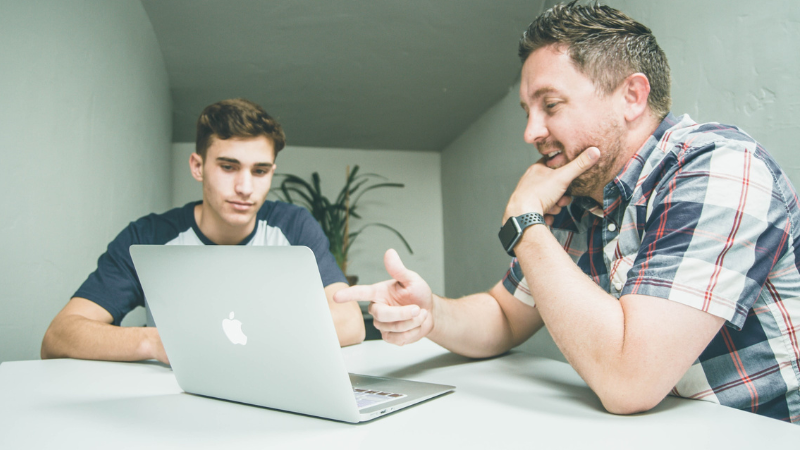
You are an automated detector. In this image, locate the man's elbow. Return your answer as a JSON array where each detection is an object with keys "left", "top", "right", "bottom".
[
  {"left": 348, "top": 318, "right": 367, "bottom": 346},
  {"left": 597, "top": 388, "right": 665, "bottom": 416},
  {"left": 353, "top": 322, "right": 366, "bottom": 345},
  {"left": 340, "top": 326, "right": 366, "bottom": 347},
  {"left": 338, "top": 311, "right": 366, "bottom": 347},
  {"left": 40, "top": 314, "right": 77, "bottom": 360},
  {"left": 40, "top": 324, "right": 60, "bottom": 360}
]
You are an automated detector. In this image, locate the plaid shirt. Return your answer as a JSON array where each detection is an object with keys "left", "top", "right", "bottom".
[{"left": 503, "top": 113, "right": 800, "bottom": 423}]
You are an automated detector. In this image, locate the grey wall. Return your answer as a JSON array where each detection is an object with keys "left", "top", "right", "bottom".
[
  {"left": 441, "top": 0, "right": 800, "bottom": 361},
  {"left": 0, "top": 1, "right": 171, "bottom": 362},
  {"left": 172, "top": 144, "right": 446, "bottom": 294}
]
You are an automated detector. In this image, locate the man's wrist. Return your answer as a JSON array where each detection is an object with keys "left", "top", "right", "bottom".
[
  {"left": 499, "top": 212, "right": 546, "bottom": 257},
  {"left": 515, "top": 222, "right": 551, "bottom": 256},
  {"left": 137, "top": 327, "right": 162, "bottom": 361},
  {"left": 426, "top": 294, "right": 443, "bottom": 342}
]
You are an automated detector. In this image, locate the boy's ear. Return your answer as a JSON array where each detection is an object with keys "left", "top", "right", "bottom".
[{"left": 189, "top": 153, "right": 204, "bottom": 182}]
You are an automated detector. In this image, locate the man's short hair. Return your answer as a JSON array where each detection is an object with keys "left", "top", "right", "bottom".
[
  {"left": 519, "top": 1, "right": 671, "bottom": 119},
  {"left": 195, "top": 98, "right": 286, "bottom": 159}
]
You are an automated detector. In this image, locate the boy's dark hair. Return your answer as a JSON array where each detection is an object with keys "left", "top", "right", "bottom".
[
  {"left": 195, "top": 98, "right": 286, "bottom": 159},
  {"left": 519, "top": 1, "right": 671, "bottom": 119}
]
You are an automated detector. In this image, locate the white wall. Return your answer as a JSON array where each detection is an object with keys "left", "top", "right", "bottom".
[
  {"left": 172, "top": 144, "right": 445, "bottom": 294},
  {"left": 606, "top": 0, "right": 800, "bottom": 184},
  {"left": 0, "top": 1, "right": 171, "bottom": 362},
  {"left": 441, "top": 0, "right": 800, "bottom": 361}
]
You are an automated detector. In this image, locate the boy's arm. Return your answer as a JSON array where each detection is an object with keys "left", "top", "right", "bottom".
[
  {"left": 41, "top": 297, "right": 168, "bottom": 364},
  {"left": 325, "top": 282, "right": 366, "bottom": 347}
]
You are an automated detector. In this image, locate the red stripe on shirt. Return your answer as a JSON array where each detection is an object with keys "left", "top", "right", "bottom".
[
  {"left": 704, "top": 149, "right": 751, "bottom": 312},
  {"left": 721, "top": 326, "right": 759, "bottom": 412},
  {"left": 766, "top": 280, "right": 800, "bottom": 364}
]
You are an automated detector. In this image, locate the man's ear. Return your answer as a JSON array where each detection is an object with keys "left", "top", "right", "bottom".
[
  {"left": 621, "top": 73, "right": 650, "bottom": 122},
  {"left": 189, "top": 152, "right": 204, "bottom": 182}
]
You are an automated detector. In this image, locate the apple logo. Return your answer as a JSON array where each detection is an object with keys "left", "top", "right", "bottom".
[{"left": 222, "top": 311, "right": 248, "bottom": 345}]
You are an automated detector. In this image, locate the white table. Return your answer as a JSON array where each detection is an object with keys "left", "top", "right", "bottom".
[{"left": 1, "top": 340, "right": 797, "bottom": 449}]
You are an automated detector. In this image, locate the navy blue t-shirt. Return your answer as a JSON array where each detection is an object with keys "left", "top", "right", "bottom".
[{"left": 74, "top": 200, "right": 346, "bottom": 325}]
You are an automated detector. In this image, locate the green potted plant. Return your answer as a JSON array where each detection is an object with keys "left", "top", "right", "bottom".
[{"left": 275, "top": 165, "right": 413, "bottom": 284}]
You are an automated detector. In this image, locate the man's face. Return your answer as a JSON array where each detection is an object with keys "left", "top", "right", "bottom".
[
  {"left": 192, "top": 136, "right": 276, "bottom": 231},
  {"left": 519, "top": 45, "right": 626, "bottom": 199}
]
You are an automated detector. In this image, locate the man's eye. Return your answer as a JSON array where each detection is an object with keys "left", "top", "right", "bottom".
[
  {"left": 221, "top": 164, "right": 234, "bottom": 171},
  {"left": 254, "top": 169, "right": 268, "bottom": 175}
]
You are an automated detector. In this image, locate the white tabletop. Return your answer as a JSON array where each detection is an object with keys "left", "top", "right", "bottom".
[{"left": 1, "top": 340, "right": 797, "bottom": 449}]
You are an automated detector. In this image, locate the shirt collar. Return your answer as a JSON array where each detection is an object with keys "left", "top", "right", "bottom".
[
  {"left": 556, "top": 113, "right": 681, "bottom": 226},
  {"left": 610, "top": 112, "right": 679, "bottom": 203}
]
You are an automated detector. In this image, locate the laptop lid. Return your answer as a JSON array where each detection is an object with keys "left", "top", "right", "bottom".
[{"left": 129, "top": 245, "right": 453, "bottom": 423}]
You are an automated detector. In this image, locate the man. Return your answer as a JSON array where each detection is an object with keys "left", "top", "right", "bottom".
[
  {"left": 42, "top": 98, "right": 365, "bottom": 364},
  {"left": 335, "top": 2, "right": 800, "bottom": 423}
]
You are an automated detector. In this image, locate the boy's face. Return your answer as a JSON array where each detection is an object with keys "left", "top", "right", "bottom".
[{"left": 190, "top": 136, "right": 276, "bottom": 233}]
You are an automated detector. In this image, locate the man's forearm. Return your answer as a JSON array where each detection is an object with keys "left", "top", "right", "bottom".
[
  {"left": 427, "top": 291, "right": 528, "bottom": 358},
  {"left": 325, "top": 282, "right": 366, "bottom": 347},
  {"left": 330, "top": 301, "right": 366, "bottom": 347},
  {"left": 515, "top": 225, "right": 727, "bottom": 414},
  {"left": 41, "top": 315, "right": 162, "bottom": 362},
  {"left": 514, "top": 226, "right": 628, "bottom": 392}
]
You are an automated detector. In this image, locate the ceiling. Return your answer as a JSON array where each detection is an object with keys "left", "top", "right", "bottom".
[{"left": 141, "top": 0, "right": 547, "bottom": 151}]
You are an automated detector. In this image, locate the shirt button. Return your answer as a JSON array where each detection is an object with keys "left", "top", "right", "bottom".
[
  {"left": 608, "top": 223, "right": 617, "bottom": 232},
  {"left": 614, "top": 281, "right": 623, "bottom": 291}
]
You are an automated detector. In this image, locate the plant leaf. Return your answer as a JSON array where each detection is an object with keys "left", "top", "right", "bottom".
[{"left": 348, "top": 223, "right": 413, "bottom": 254}]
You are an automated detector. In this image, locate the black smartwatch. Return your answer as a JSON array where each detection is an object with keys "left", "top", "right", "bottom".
[{"left": 498, "top": 212, "right": 546, "bottom": 257}]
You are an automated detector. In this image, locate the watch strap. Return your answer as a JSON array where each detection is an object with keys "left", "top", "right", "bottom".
[
  {"left": 515, "top": 212, "right": 545, "bottom": 230},
  {"left": 500, "top": 212, "right": 546, "bottom": 257}
]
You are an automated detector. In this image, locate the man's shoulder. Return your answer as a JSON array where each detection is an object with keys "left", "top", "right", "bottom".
[
  {"left": 642, "top": 116, "right": 797, "bottom": 222},
  {"left": 254, "top": 200, "right": 323, "bottom": 243},
  {"left": 122, "top": 202, "right": 198, "bottom": 245},
  {"left": 258, "top": 199, "right": 309, "bottom": 216},
  {"left": 662, "top": 116, "right": 758, "bottom": 156},
  {"left": 257, "top": 200, "right": 316, "bottom": 224},
  {"left": 640, "top": 115, "right": 786, "bottom": 188}
]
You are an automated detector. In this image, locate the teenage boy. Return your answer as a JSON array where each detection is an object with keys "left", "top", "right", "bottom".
[{"left": 42, "top": 98, "right": 365, "bottom": 364}]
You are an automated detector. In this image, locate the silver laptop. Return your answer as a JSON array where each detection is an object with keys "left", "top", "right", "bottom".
[{"left": 129, "top": 245, "right": 454, "bottom": 423}]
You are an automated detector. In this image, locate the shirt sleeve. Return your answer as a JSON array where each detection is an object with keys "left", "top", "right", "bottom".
[
  {"left": 73, "top": 223, "right": 145, "bottom": 326},
  {"left": 502, "top": 258, "right": 536, "bottom": 307},
  {"left": 621, "top": 140, "right": 789, "bottom": 329},
  {"left": 285, "top": 207, "right": 348, "bottom": 287}
]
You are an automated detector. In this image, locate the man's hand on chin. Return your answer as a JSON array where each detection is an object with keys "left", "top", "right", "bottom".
[{"left": 504, "top": 147, "right": 600, "bottom": 226}]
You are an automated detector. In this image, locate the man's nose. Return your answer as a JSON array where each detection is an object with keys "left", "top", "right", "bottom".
[
  {"left": 235, "top": 172, "right": 254, "bottom": 196},
  {"left": 524, "top": 110, "right": 548, "bottom": 144}
]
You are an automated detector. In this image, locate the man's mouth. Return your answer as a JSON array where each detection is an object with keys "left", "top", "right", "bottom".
[
  {"left": 544, "top": 150, "right": 565, "bottom": 168},
  {"left": 228, "top": 200, "right": 254, "bottom": 211}
]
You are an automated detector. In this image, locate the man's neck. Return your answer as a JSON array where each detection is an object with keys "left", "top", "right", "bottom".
[{"left": 193, "top": 203, "right": 255, "bottom": 245}]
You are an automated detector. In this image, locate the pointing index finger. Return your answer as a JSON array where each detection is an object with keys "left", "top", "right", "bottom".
[{"left": 333, "top": 282, "right": 389, "bottom": 304}]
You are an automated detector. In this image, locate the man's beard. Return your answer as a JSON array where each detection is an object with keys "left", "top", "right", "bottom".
[
  {"left": 565, "top": 140, "right": 623, "bottom": 198},
  {"left": 540, "top": 120, "right": 626, "bottom": 200}
]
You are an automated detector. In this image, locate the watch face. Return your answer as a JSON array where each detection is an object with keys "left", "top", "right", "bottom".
[{"left": 498, "top": 218, "right": 520, "bottom": 250}]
